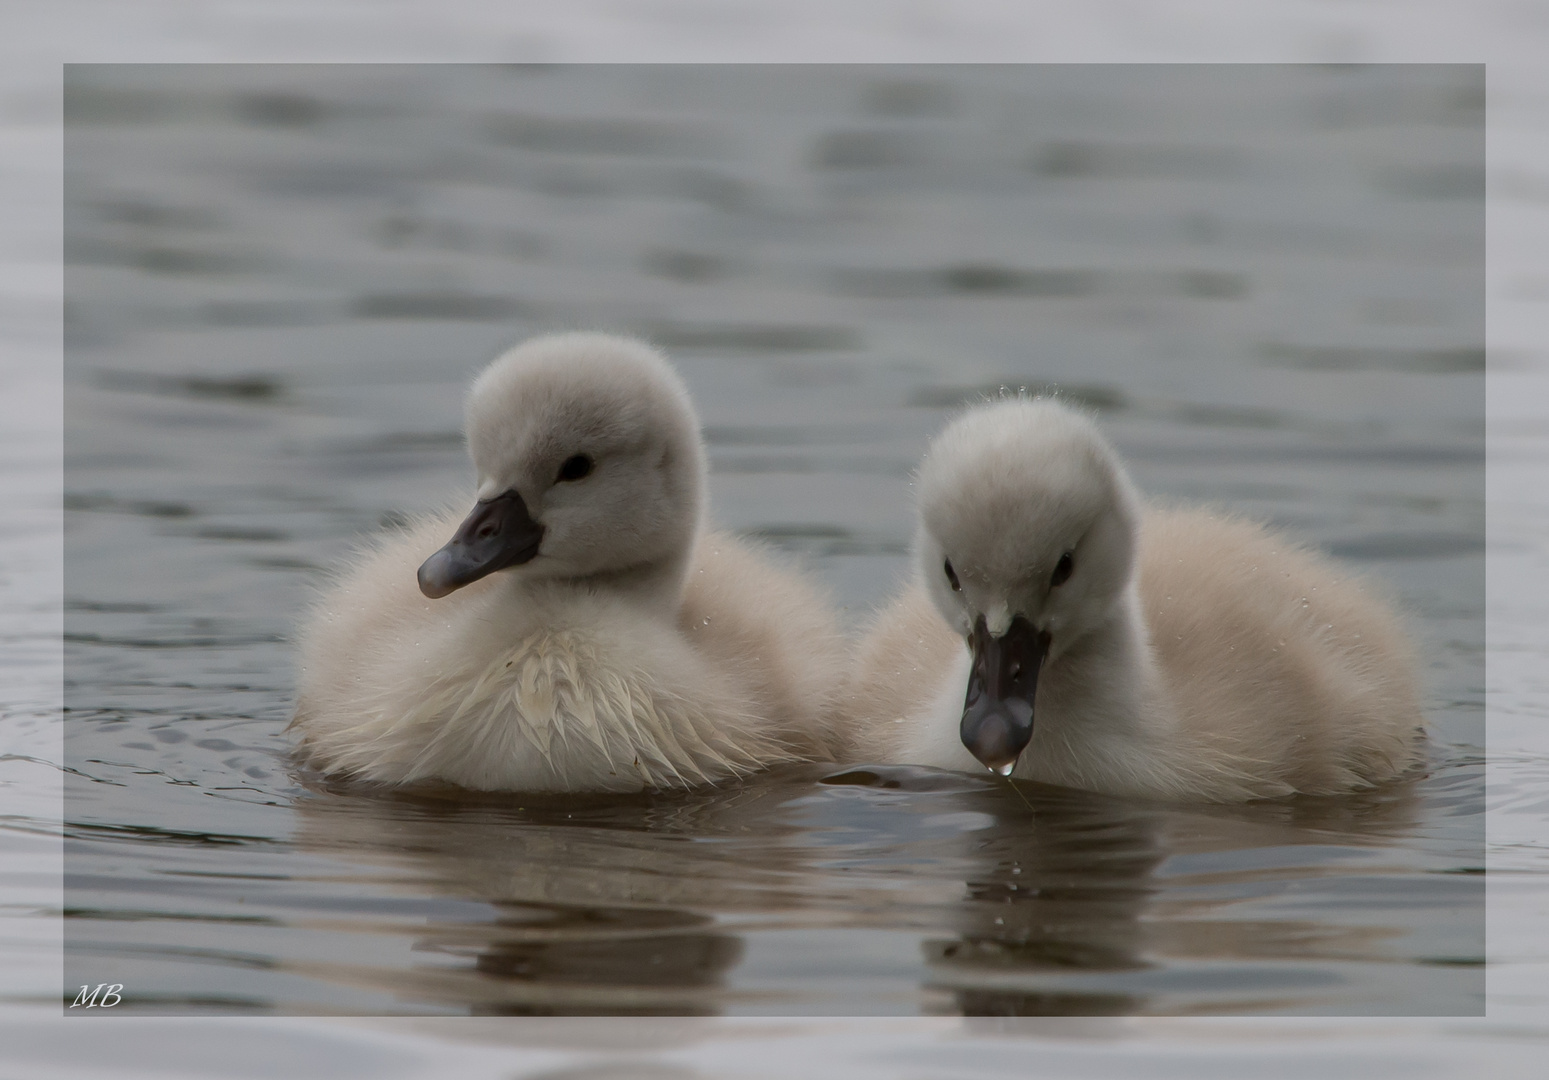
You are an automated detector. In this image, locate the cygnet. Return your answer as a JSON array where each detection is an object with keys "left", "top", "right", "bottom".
[
  {"left": 291, "top": 333, "right": 847, "bottom": 792},
  {"left": 844, "top": 397, "right": 1425, "bottom": 802}
]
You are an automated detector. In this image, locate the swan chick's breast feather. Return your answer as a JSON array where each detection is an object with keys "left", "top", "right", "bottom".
[{"left": 301, "top": 616, "right": 781, "bottom": 793}]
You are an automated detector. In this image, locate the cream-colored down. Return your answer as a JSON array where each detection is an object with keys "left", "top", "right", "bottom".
[
  {"left": 845, "top": 397, "right": 1425, "bottom": 802},
  {"left": 290, "top": 333, "right": 846, "bottom": 792}
]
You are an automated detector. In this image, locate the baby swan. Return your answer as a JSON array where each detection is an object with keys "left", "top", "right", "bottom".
[
  {"left": 846, "top": 398, "right": 1425, "bottom": 802},
  {"left": 291, "top": 333, "right": 846, "bottom": 793}
]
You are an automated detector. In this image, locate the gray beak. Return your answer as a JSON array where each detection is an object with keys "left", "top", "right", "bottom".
[
  {"left": 960, "top": 614, "right": 1050, "bottom": 776},
  {"left": 417, "top": 490, "right": 544, "bottom": 599}
]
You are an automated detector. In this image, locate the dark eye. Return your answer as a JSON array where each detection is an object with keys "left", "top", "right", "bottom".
[
  {"left": 944, "top": 559, "right": 961, "bottom": 592},
  {"left": 1051, "top": 551, "right": 1074, "bottom": 587},
  {"left": 556, "top": 454, "right": 593, "bottom": 482}
]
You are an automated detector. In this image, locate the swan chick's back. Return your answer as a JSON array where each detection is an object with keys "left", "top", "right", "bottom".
[
  {"left": 845, "top": 396, "right": 1425, "bottom": 802},
  {"left": 291, "top": 332, "right": 847, "bottom": 792}
]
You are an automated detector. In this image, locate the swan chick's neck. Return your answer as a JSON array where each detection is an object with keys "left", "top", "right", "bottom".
[{"left": 516, "top": 543, "right": 694, "bottom": 612}]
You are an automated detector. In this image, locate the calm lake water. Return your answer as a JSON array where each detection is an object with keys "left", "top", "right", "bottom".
[{"left": 55, "top": 64, "right": 1483, "bottom": 1017}]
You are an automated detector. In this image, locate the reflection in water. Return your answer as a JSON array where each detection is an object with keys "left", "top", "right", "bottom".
[
  {"left": 465, "top": 904, "right": 740, "bottom": 1016},
  {"left": 288, "top": 776, "right": 811, "bottom": 1014},
  {"left": 274, "top": 764, "right": 1446, "bottom": 1015},
  {"left": 922, "top": 790, "right": 1160, "bottom": 1016},
  {"left": 925, "top": 777, "right": 1430, "bottom": 1015}
]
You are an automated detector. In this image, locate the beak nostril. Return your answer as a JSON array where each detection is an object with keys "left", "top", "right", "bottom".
[{"left": 422, "top": 489, "right": 544, "bottom": 598}]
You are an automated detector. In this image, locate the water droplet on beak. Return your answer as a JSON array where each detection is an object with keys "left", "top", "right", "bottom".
[{"left": 992, "top": 761, "right": 1016, "bottom": 777}]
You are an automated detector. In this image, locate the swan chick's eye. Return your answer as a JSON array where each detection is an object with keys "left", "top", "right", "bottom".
[
  {"left": 556, "top": 454, "right": 593, "bottom": 482},
  {"left": 944, "top": 559, "right": 961, "bottom": 592},
  {"left": 1051, "top": 551, "right": 1074, "bottom": 587}
]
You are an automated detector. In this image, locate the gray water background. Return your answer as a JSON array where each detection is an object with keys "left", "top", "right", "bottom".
[{"left": 54, "top": 64, "right": 1483, "bottom": 1016}]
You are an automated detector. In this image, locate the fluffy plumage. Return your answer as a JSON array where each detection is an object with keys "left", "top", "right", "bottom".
[
  {"left": 291, "top": 333, "right": 846, "bottom": 792},
  {"left": 845, "top": 397, "right": 1425, "bottom": 802}
]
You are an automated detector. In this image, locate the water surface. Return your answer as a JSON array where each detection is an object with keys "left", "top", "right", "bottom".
[{"left": 58, "top": 63, "right": 1483, "bottom": 1015}]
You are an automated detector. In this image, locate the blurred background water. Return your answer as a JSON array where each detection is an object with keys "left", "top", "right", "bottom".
[{"left": 48, "top": 62, "right": 1486, "bottom": 1019}]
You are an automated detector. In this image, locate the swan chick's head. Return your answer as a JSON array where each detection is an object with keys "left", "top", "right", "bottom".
[
  {"left": 912, "top": 397, "right": 1141, "bottom": 774},
  {"left": 418, "top": 333, "right": 706, "bottom": 598}
]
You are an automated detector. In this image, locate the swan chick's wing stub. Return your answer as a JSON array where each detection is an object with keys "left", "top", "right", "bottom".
[{"left": 418, "top": 490, "right": 545, "bottom": 599}]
